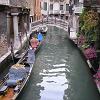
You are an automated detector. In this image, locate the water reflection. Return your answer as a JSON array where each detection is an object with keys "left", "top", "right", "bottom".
[
  {"left": 39, "top": 66, "right": 69, "bottom": 100},
  {"left": 32, "top": 27, "right": 71, "bottom": 100},
  {"left": 53, "top": 64, "right": 66, "bottom": 67},
  {"left": 40, "top": 76, "right": 69, "bottom": 100}
]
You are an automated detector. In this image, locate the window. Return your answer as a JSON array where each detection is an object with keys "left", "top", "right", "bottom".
[
  {"left": 66, "top": 4, "right": 69, "bottom": 11},
  {"left": 60, "top": 5, "right": 63, "bottom": 10},
  {"left": 74, "top": 0, "right": 79, "bottom": 5},
  {"left": 44, "top": 2, "right": 47, "bottom": 10},
  {"left": 91, "top": 0, "right": 97, "bottom": 4},
  {"left": 50, "top": 4, "right": 53, "bottom": 10}
]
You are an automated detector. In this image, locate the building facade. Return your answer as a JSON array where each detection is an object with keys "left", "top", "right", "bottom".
[
  {"left": 0, "top": 0, "right": 30, "bottom": 55},
  {"left": 84, "top": 0, "right": 100, "bottom": 7},
  {"left": 41, "top": 0, "right": 70, "bottom": 20},
  {"left": 33, "top": 0, "right": 42, "bottom": 21},
  {"left": 68, "top": 0, "right": 83, "bottom": 35},
  {"left": 84, "top": 0, "right": 100, "bottom": 13},
  {"left": 27, "top": 0, "right": 35, "bottom": 22}
]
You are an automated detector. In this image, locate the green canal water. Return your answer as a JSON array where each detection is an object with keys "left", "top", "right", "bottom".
[{"left": 17, "top": 26, "right": 100, "bottom": 100}]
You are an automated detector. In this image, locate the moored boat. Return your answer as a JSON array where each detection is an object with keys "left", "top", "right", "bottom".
[
  {"left": 0, "top": 41, "right": 42, "bottom": 100},
  {"left": 34, "top": 25, "right": 48, "bottom": 35},
  {"left": 39, "top": 25, "right": 48, "bottom": 34}
]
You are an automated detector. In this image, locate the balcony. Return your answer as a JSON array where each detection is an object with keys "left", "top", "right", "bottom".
[
  {"left": 0, "top": 0, "right": 9, "bottom": 5},
  {"left": 60, "top": 10, "right": 65, "bottom": 14},
  {"left": 73, "top": 4, "right": 83, "bottom": 14},
  {"left": 53, "top": 10, "right": 60, "bottom": 14}
]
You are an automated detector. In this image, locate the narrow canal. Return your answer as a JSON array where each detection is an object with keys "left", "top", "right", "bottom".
[{"left": 17, "top": 26, "right": 100, "bottom": 100}]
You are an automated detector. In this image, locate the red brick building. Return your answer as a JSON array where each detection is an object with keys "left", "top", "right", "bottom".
[{"left": 34, "top": 0, "right": 42, "bottom": 21}]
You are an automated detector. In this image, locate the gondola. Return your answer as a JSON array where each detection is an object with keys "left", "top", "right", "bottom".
[{"left": 0, "top": 41, "right": 42, "bottom": 100}]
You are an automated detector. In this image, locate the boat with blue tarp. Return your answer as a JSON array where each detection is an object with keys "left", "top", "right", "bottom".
[{"left": 0, "top": 39, "right": 42, "bottom": 100}]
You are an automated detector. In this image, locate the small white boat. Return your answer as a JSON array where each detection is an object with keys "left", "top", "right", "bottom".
[
  {"left": 35, "top": 25, "right": 48, "bottom": 34},
  {"left": 40, "top": 25, "right": 48, "bottom": 34}
]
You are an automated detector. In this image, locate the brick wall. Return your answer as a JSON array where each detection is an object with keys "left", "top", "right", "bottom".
[
  {"left": 34, "top": 0, "right": 42, "bottom": 20},
  {"left": 0, "top": 12, "right": 8, "bottom": 57},
  {"left": 27, "top": 0, "right": 34, "bottom": 16},
  {"left": 9, "top": 0, "right": 27, "bottom": 7},
  {"left": 84, "top": 0, "right": 100, "bottom": 6},
  {"left": 0, "top": 12, "right": 7, "bottom": 37}
]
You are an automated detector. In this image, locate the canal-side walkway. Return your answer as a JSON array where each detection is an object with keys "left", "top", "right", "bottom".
[{"left": 17, "top": 26, "right": 100, "bottom": 100}]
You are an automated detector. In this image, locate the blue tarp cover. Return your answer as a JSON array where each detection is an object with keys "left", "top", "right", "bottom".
[
  {"left": 9, "top": 67, "right": 27, "bottom": 80},
  {"left": 38, "top": 32, "right": 43, "bottom": 41},
  {"left": 7, "top": 65, "right": 27, "bottom": 86}
]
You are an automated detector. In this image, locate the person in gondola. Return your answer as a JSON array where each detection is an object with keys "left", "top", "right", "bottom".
[
  {"left": 30, "top": 37, "right": 39, "bottom": 50},
  {"left": 37, "top": 32, "right": 43, "bottom": 42}
]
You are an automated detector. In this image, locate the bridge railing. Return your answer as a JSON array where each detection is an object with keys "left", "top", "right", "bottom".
[{"left": 31, "top": 17, "right": 68, "bottom": 31}]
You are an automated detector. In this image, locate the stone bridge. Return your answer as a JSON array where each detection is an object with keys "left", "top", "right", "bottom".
[
  {"left": 31, "top": 17, "right": 77, "bottom": 42},
  {"left": 31, "top": 17, "right": 68, "bottom": 33}
]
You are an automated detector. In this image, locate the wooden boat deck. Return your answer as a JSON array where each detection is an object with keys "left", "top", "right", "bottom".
[{"left": 0, "top": 88, "right": 14, "bottom": 100}]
